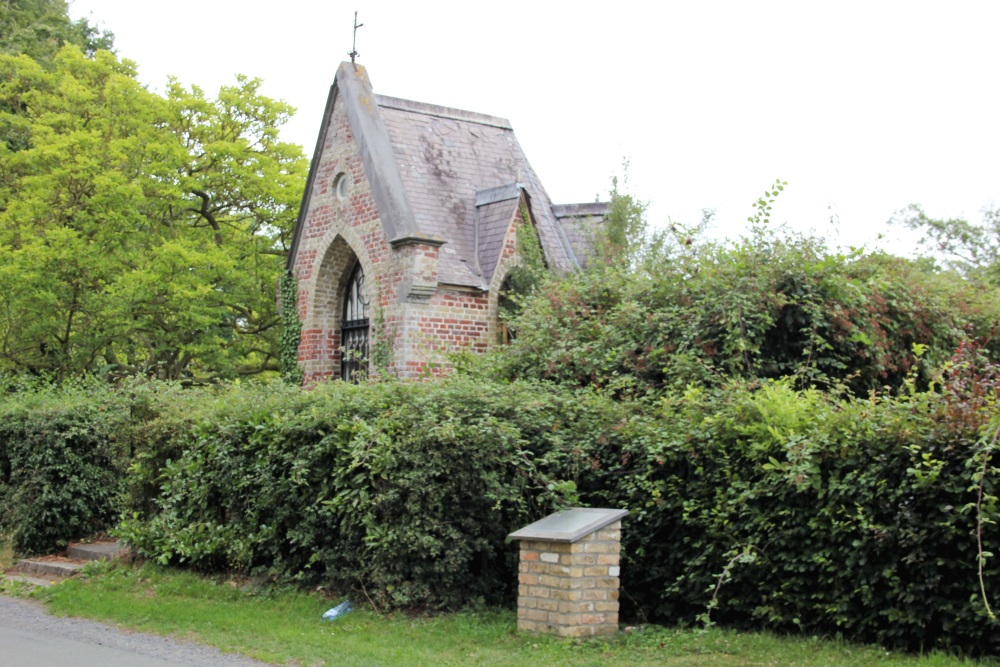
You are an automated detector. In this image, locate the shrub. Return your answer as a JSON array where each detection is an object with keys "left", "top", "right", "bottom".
[
  {"left": 574, "top": 372, "right": 1000, "bottom": 654},
  {"left": 4, "top": 349, "right": 999, "bottom": 654},
  {"left": 0, "top": 377, "right": 133, "bottom": 553},
  {"left": 474, "top": 229, "right": 1000, "bottom": 398},
  {"left": 114, "top": 368, "right": 1000, "bottom": 653},
  {"left": 117, "top": 377, "right": 628, "bottom": 609}
]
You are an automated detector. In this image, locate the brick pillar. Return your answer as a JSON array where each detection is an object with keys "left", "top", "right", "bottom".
[{"left": 509, "top": 508, "right": 626, "bottom": 638}]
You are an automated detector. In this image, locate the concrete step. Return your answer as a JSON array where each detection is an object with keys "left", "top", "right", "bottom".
[
  {"left": 2, "top": 540, "right": 125, "bottom": 587},
  {"left": 2, "top": 572, "right": 58, "bottom": 588},
  {"left": 12, "top": 557, "right": 85, "bottom": 578},
  {"left": 66, "top": 540, "right": 125, "bottom": 562}
]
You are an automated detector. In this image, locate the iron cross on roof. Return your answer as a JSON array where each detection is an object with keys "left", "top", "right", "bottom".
[{"left": 348, "top": 11, "right": 363, "bottom": 65}]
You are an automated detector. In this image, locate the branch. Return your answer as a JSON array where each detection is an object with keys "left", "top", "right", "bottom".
[
  {"left": 235, "top": 360, "right": 279, "bottom": 375},
  {"left": 190, "top": 189, "right": 223, "bottom": 246}
]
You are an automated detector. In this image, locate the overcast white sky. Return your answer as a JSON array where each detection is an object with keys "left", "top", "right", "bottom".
[{"left": 68, "top": 1, "right": 999, "bottom": 253}]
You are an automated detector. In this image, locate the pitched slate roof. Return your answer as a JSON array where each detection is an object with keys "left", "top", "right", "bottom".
[
  {"left": 287, "top": 62, "right": 604, "bottom": 290},
  {"left": 553, "top": 202, "right": 611, "bottom": 267}
]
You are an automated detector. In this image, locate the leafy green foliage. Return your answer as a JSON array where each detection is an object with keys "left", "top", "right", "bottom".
[
  {"left": 0, "top": 46, "right": 307, "bottom": 381},
  {"left": 573, "top": 372, "right": 1000, "bottom": 654},
  {"left": 596, "top": 172, "right": 652, "bottom": 265},
  {"left": 462, "top": 188, "right": 1000, "bottom": 650},
  {"left": 2, "top": 364, "right": 999, "bottom": 654},
  {"left": 496, "top": 204, "right": 549, "bottom": 341},
  {"left": 0, "top": 0, "right": 113, "bottom": 153},
  {"left": 474, "top": 223, "right": 998, "bottom": 398},
  {"left": 0, "top": 0, "right": 113, "bottom": 65},
  {"left": 747, "top": 179, "right": 788, "bottom": 229},
  {"left": 116, "top": 378, "right": 625, "bottom": 610},
  {"left": 0, "top": 377, "right": 132, "bottom": 553}
]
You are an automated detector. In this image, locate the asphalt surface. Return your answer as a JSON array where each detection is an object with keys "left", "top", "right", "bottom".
[{"left": 0, "top": 596, "right": 270, "bottom": 666}]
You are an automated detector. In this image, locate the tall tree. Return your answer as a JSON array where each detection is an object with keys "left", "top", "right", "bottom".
[
  {"left": 894, "top": 204, "right": 1000, "bottom": 286},
  {"left": 1, "top": 0, "right": 113, "bottom": 153},
  {"left": 0, "top": 46, "right": 307, "bottom": 381},
  {"left": 0, "top": 0, "right": 113, "bottom": 63}
]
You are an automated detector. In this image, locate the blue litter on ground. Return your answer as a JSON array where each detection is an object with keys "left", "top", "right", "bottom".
[{"left": 322, "top": 600, "right": 353, "bottom": 621}]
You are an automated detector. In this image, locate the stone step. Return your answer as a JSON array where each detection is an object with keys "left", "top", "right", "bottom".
[
  {"left": 2, "top": 572, "right": 58, "bottom": 588},
  {"left": 2, "top": 540, "right": 125, "bottom": 586},
  {"left": 13, "top": 557, "right": 85, "bottom": 578},
  {"left": 66, "top": 540, "right": 125, "bottom": 562}
]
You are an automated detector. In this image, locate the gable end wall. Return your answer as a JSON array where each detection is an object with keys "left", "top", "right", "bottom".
[{"left": 293, "top": 91, "right": 397, "bottom": 385}]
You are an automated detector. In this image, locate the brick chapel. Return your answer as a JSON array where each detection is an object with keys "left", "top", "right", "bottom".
[{"left": 286, "top": 62, "right": 607, "bottom": 385}]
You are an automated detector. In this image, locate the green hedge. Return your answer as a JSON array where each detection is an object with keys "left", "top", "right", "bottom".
[
  {"left": 118, "top": 378, "right": 626, "bottom": 609},
  {"left": 604, "top": 382, "right": 998, "bottom": 653},
  {"left": 4, "top": 368, "right": 999, "bottom": 654},
  {"left": 0, "top": 378, "right": 133, "bottom": 553}
]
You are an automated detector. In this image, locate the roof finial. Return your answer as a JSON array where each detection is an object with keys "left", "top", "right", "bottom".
[{"left": 348, "top": 11, "right": 364, "bottom": 66}]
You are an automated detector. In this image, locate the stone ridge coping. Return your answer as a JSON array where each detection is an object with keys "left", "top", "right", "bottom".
[
  {"left": 508, "top": 508, "right": 628, "bottom": 544},
  {"left": 375, "top": 95, "right": 513, "bottom": 130},
  {"left": 551, "top": 202, "right": 612, "bottom": 218}
]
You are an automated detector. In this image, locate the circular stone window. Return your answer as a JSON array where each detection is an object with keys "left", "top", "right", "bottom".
[{"left": 334, "top": 172, "right": 350, "bottom": 201}]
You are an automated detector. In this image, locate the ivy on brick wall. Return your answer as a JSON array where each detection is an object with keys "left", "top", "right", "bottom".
[
  {"left": 278, "top": 271, "right": 303, "bottom": 385},
  {"left": 369, "top": 300, "right": 394, "bottom": 376},
  {"left": 498, "top": 205, "right": 548, "bottom": 340},
  {"left": 517, "top": 202, "right": 547, "bottom": 275}
]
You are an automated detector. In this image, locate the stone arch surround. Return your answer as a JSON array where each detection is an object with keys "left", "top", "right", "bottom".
[{"left": 299, "top": 225, "right": 376, "bottom": 383}]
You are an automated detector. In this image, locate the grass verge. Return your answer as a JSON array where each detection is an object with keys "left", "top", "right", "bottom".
[{"left": 16, "top": 562, "right": 997, "bottom": 667}]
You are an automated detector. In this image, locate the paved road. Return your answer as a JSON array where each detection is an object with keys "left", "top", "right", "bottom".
[{"left": 0, "top": 596, "right": 269, "bottom": 666}]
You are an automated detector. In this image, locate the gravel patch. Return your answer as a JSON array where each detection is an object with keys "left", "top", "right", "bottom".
[{"left": 0, "top": 595, "right": 271, "bottom": 665}]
